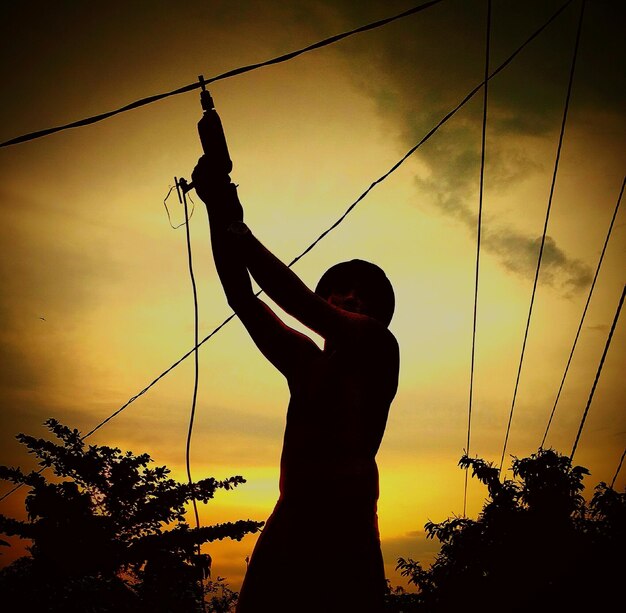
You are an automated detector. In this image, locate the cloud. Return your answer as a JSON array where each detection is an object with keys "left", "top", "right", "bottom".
[
  {"left": 382, "top": 530, "right": 440, "bottom": 568},
  {"left": 326, "top": 0, "right": 626, "bottom": 120},
  {"left": 586, "top": 323, "right": 609, "bottom": 333},
  {"left": 412, "top": 136, "right": 593, "bottom": 293},
  {"left": 484, "top": 231, "right": 592, "bottom": 293},
  {"left": 306, "top": 0, "right": 625, "bottom": 293}
]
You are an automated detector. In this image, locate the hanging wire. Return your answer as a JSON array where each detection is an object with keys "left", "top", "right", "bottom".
[
  {"left": 570, "top": 285, "right": 625, "bottom": 462},
  {"left": 0, "top": 0, "right": 576, "bottom": 506},
  {"left": 499, "top": 0, "right": 586, "bottom": 473},
  {"left": 463, "top": 0, "right": 491, "bottom": 518},
  {"left": 610, "top": 447, "right": 626, "bottom": 489},
  {"left": 180, "top": 186, "right": 202, "bottom": 533},
  {"left": 178, "top": 187, "right": 206, "bottom": 611},
  {"left": 164, "top": 184, "right": 196, "bottom": 229},
  {"left": 0, "top": 1, "right": 444, "bottom": 148},
  {"left": 540, "top": 175, "right": 625, "bottom": 448}
]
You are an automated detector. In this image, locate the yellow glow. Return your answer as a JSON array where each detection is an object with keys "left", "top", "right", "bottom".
[{"left": 1, "top": 1, "right": 624, "bottom": 595}]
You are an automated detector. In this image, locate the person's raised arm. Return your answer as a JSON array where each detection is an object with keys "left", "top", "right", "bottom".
[
  {"left": 227, "top": 223, "right": 373, "bottom": 342},
  {"left": 191, "top": 156, "right": 319, "bottom": 378}
]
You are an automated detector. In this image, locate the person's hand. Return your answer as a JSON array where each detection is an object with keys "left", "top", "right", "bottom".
[
  {"left": 191, "top": 154, "right": 230, "bottom": 203},
  {"left": 192, "top": 155, "right": 243, "bottom": 225}
]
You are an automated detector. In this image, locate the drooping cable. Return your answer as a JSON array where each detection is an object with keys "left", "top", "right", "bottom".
[
  {"left": 180, "top": 187, "right": 202, "bottom": 533},
  {"left": 463, "top": 0, "right": 491, "bottom": 518},
  {"left": 610, "top": 447, "right": 626, "bottom": 489},
  {"left": 164, "top": 184, "right": 196, "bottom": 229},
  {"left": 499, "top": 0, "right": 586, "bottom": 473},
  {"left": 540, "top": 175, "right": 625, "bottom": 448},
  {"left": 0, "top": 0, "right": 444, "bottom": 149},
  {"left": 77, "top": 0, "right": 576, "bottom": 445},
  {"left": 179, "top": 189, "right": 206, "bottom": 613},
  {"left": 570, "top": 285, "right": 625, "bottom": 462}
]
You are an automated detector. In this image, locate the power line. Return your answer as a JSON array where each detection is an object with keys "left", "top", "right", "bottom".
[
  {"left": 180, "top": 187, "right": 202, "bottom": 534},
  {"left": 499, "top": 0, "right": 585, "bottom": 473},
  {"left": 80, "top": 0, "right": 576, "bottom": 447},
  {"left": 0, "top": 0, "right": 444, "bottom": 149},
  {"left": 80, "top": 313, "right": 237, "bottom": 440},
  {"left": 570, "top": 285, "right": 625, "bottom": 462},
  {"left": 463, "top": 0, "right": 491, "bottom": 518},
  {"left": 179, "top": 189, "right": 207, "bottom": 612},
  {"left": 541, "top": 175, "right": 625, "bottom": 448},
  {"left": 610, "top": 447, "right": 626, "bottom": 489},
  {"left": 280, "top": 1, "right": 574, "bottom": 270}
]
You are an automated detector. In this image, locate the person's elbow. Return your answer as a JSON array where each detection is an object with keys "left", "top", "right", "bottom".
[{"left": 226, "top": 291, "right": 257, "bottom": 315}]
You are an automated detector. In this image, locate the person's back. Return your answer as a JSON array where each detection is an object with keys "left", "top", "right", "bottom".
[
  {"left": 280, "top": 313, "right": 397, "bottom": 503},
  {"left": 239, "top": 319, "right": 398, "bottom": 612},
  {"left": 236, "top": 260, "right": 398, "bottom": 612}
]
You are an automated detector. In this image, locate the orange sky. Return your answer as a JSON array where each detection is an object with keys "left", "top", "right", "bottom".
[{"left": 0, "top": 0, "right": 624, "bottom": 591}]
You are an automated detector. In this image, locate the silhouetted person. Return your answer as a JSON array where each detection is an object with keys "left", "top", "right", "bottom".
[{"left": 192, "top": 155, "right": 399, "bottom": 612}]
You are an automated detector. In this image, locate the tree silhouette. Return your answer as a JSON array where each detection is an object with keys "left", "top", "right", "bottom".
[
  {"left": 0, "top": 419, "right": 263, "bottom": 612},
  {"left": 394, "top": 448, "right": 625, "bottom": 613}
]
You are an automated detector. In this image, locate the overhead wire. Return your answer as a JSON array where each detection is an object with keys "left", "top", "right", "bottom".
[
  {"left": 74, "top": 0, "right": 578, "bottom": 446},
  {"left": 570, "top": 284, "right": 625, "bottom": 462},
  {"left": 0, "top": 0, "right": 444, "bottom": 149},
  {"left": 540, "top": 175, "right": 625, "bottom": 448},
  {"left": 178, "top": 188, "right": 206, "bottom": 612},
  {"left": 0, "top": 0, "right": 577, "bottom": 505},
  {"left": 180, "top": 187, "right": 202, "bottom": 534},
  {"left": 463, "top": 0, "right": 491, "bottom": 518},
  {"left": 610, "top": 447, "right": 626, "bottom": 489},
  {"left": 499, "top": 0, "right": 586, "bottom": 473}
]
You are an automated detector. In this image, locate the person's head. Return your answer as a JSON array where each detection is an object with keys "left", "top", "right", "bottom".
[{"left": 315, "top": 259, "right": 395, "bottom": 327}]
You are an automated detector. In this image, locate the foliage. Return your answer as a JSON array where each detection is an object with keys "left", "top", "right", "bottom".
[
  {"left": 0, "top": 418, "right": 263, "bottom": 612},
  {"left": 205, "top": 577, "right": 240, "bottom": 612},
  {"left": 384, "top": 580, "right": 420, "bottom": 612},
  {"left": 393, "top": 448, "right": 625, "bottom": 613}
]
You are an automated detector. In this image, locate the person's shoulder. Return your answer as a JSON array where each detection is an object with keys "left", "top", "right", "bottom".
[
  {"left": 364, "top": 316, "right": 398, "bottom": 345},
  {"left": 365, "top": 323, "right": 399, "bottom": 397},
  {"left": 355, "top": 316, "right": 399, "bottom": 357},
  {"left": 381, "top": 327, "right": 399, "bottom": 365}
]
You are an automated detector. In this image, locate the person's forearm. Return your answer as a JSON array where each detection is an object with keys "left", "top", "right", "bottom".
[
  {"left": 232, "top": 224, "right": 314, "bottom": 318},
  {"left": 208, "top": 218, "right": 256, "bottom": 311},
  {"left": 191, "top": 154, "right": 256, "bottom": 311}
]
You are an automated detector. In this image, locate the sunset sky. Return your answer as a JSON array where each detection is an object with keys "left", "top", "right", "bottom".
[{"left": 1, "top": 0, "right": 624, "bottom": 591}]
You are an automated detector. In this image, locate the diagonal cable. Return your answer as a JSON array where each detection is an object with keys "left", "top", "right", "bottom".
[
  {"left": 81, "top": 0, "right": 575, "bottom": 443},
  {"left": 463, "top": 0, "right": 491, "bottom": 518},
  {"left": 570, "top": 285, "right": 625, "bottom": 462},
  {"left": 0, "top": 1, "right": 443, "bottom": 148},
  {"left": 610, "top": 447, "right": 626, "bottom": 489},
  {"left": 541, "top": 175, "right": 624, "bottom": 448},
  {"left": 499, "top": 0, "right": 585, "bottom": 473}
]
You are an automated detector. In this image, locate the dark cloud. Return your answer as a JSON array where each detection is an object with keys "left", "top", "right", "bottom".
[
  {"left": 323, "top": 0, "right": 625, "bottom": 121},
  {"left": 309, "top": 0, "right": 622, "bottom": 292},
  {"left": 412, "top": 132, "right": 593, "bottom": 292},
  {"left": 484, "top": 232, "right": 592, "bottom": 292}
]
